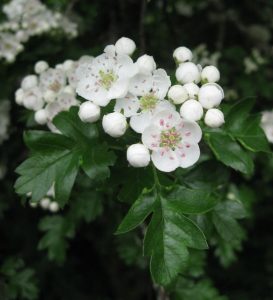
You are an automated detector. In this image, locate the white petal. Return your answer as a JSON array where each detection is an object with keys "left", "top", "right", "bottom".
[
  {"left": 154, "top": 100, "right": 175, "bottom": 114},
  {"left": 129, "top": 74, "right": 153, "bottom": 96},
  {"left": 108, "top": 79, "right": 129, "bottom": 99},
  {"left": 151, "top": 69, "right": 171, "bottom": 99},
  {"left": 130, "top": 111, "right": 153, "bottom": 133},
  {"left": 151, "top": 149, "right": 180, "bottom": 172},
  {"left": 142, "top": 125, "right": 161, "bottom": 151},
  {"left": 114, "top": 94, "right": 140, "bottom": 117},
  {"left": 176, "top": 120, "right": 202, "bottom": 143},
  {"left": 115, "top": 54, "right": 138, "bottom": 79},
  {"left": 151, "top": 110, "right": 180, "bottom": 130},
  {"left": 175, "top": 142, "right": 200, "bottom": 168}
]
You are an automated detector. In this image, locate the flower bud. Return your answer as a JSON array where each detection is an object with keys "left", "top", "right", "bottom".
[
  {"left": 136, "top": 55, "right": 156, "bottom": 74},
  {"left": 127, "top": 144, "right": 150, "bottom": 167},
  {"left": 40, "top": 197, "right": 50, "bottom": 209},
  {"left": 204, "top": 108, "right": 225, "bottom": 128},
  {"left": 198, "top": 83, "right": 224, "bottom": 109},
  {"left": 35, "top": 109, "right": 48, "bottom": 125},
  {"left": 180, "top": 99, "right": 203, "bottom": 121},
  {"left": 104, "top": 44, "right": 116, "bottom": 56},
  {"left": 43, "top": 90, "right": 56, "bottom": 103},
  {"left": 102, "top": 112, "right": 127, "bottom": 137},
  {"left": 173, "top": 46, "right": 192, "bottom": 63},
  {"left": 183, "top": 83, "right": 199, "bottom": 99},
  {"left": 78, "top": 101, "right": 100, "bottom": 123},
  {"left": 201, "top": 66, "right": 220, "bottom": 83},
  {"left": 115, "top": 37, "right": 136, "bottom": 56},
  {"left": 168, "top": 85, "right": 188, "bottom": 104},
  {"left": 34, "top": 61, "right": 49, "bottom": 74},
  {"left": 15, "top": 88, "right": 24, "bottom": 105},
  {"left": 63, "top": 60, "right": 74, "bottom": 71},
  {"left": 49, "top": 201, "right": 59, "bottom": 213},
  {"left": 21, "top": 75, "right": 38, "bottom": 90},
  {"left": 175, "top": 62, "right": 200, "bottom": 84},
  {"left": 23, "top": 95, "right": 43, "bottom": 111}
]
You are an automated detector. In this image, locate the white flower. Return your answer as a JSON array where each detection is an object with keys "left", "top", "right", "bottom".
[
  {"left": 63, "top": 59, "right": 74, "bottom": 71},
  {"left": 261, "top": 111, "right": 273, "bottom": 143},
  {"left": 102, "top": 112, "right": 127, "bottom": 138},
  {"left": 180, "top": 99, "right": 204, "bottom": 121},
  {"left": 136, "top": 55, "right": 156, "bottom": 74},
  {"left": 168, "top": 85, "right": 188, "bottom": 104},
  {"left": 198, "top": 83, "right": 224, "bottom": 109},
  {"left": 43, "top": 90, "right": 56, "bottom": 103},
  {"left": 183, "top": 82, "right": 199, "bottom": 99},
  {"left": 34, "top": 60, "right": 49, "bottom": 74},
  {"left": 142, "top": 110, "right": 202, "bottom": 172},
  {"left": 49, "top": 201, "right": 59, "bottom": 213},
  {"left": 35, "top": 109, "right": 48, "bottom": 125},
  {"left": 15, "top": 88, "right": 24, "bottom": 105},
  {"left": 173, "top": 46, "right": 192, "bottom": 63},
  {"left": 21, "top": 75, "right": 38, "bottom": 90},
  {"left": 76, "top": 53, "right": 137, "bottom": 107},
  {"left": 175, "top": 62, "right": 200, "bottom": 84},
  {"left": 22, "top": 87, "right": 44, "bottom": 111},
  {"left": 78, "top": 101, "right": 100, "bottom": 123},
  {"left": 40, "top": 197, "right": 50, "bottom": 209},
  {"left": 201, "top": 65, "right": 220, "bottom": 83},
  {"left": 204, "top": 108, "right": 225, "bottom": 128},
  {"left": 39, "top": 68, "right": 66, "bottom": 94},
  {"left": 127, "top": 144, "right": 150, "bottom": 167},
  {"left": 104, "top": 44, "right": 116, "bottom": 56},
  {"left": 115, "top": 37, "right": 136, "bottom": 56}
]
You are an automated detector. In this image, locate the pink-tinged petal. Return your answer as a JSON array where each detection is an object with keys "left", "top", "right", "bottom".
[
  {"left": 151, "top": 110, "right": 180, "bottom": 130},
  {"left": 114, "top": 94, "right": 140, "bottom": 117},
  {"left": 175, "top": 142, "right": 200, "bottom": 168},
  {"left": 151, "top": 68, "right": 171, "bottom": 99},
  {"left": 108, "top": 79, "right": 129, "bottom": 99},
  {"left": 130, "top": 111, "right": 153, "bottom": 133},
  {"left": 176, "top": 120, "right": 202, "bottom": 143},
  {"left": 142, "top": 125, "right": 161, "bottom": 151},
  {"left": 151, "top": 149, "right": 180, "bottom": 172},
  {"left": 129, "top": 74, "right": 153, "bottom": 96}
]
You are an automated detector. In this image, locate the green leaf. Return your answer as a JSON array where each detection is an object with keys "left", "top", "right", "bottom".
[
  {"left": 116, "top": 191, "right": 156, "bottom": 234},
  {"left": 205, "top": 131, "right": 254, "bottom": 175},
  {"left": 167, "top": 186, "right": 218, "bottom": 214}
]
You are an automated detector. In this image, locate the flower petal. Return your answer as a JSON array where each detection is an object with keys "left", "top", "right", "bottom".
[
  {"left": 151, "top": 149, "right": 180, "bottom": 172},
  {"left": 151, "top": 68, "right": 171, "bottom": 99},
  {"left": 176, "top": 120, "right": 202, "bottom": 143},
  {"left": 114, "top": 93, "right": 140, "bottom": 117},
  {"left": 151, "top": 110, "right": 180, "bottom": 130},
  {"left": 175, "top": 142, "right": 200, "bottom": 168},
  {"left": 129, "top": 73, "right": 153, "bottom": 96},
  {"left": 115, "top": 54, "right": 138, "bottom": 79},
  {"left": 142, "top": 125, "right": 161, "bottom": 150},
  {"left": 108, "top": 79, "right": 129, "bottom": 99},
  {"left": 130, "top": 111, "right": 153, "bottom": 133}
]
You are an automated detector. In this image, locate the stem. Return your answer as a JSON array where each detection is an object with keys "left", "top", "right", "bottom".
[{"left": 155, "top": 285, "right": 170, "bottom": 300}]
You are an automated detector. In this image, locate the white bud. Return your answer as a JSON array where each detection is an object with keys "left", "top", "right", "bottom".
[
  {"left": 78, "top": 101, "right": 100, "bottom": 123},
  {"left": 183, "top": 83, "right": 199, "bottom": 99},
  {"left": 127, "top": 144, "right": 150, "bottom": 167},
  {"left": 49, "top": 201, "right": 59, "bottom": 213},
  {"left": 62, "top": 86, "right": 75, "bottom": 95},
  {"left": 102, "top": 112, "right": 127, "bottom": 138},
  {"left": 23, "top": 95, "right": 43, "bottom": 111},
  {"left": 201, "top": 66, "right": 220, "bottom": 83},
  {"left": 115, "top": 37, "right": 136, "bottom": 56},
  {"left": 43, "top": 90, "right": 56, "bottom": 103},
  {"left": 40, "top": 197, "right": 50, "bottom": 209},
  {"left": 180, "top": 99, "right": 204, "bottom": 121},
  {"left": 104, "top": 44, "right": 116, "bottom": 56},
  {"left": 168, "top": 85, "right": 188, "bottom": 104},
  {"left": 35, "top": 109, "right": 48, "bottom": 125},
  {"left": 136, "top": 55, "right": 156, "bottom": 74},
  {"left": 15, "top": 88, "right": 24, "bottom": 105},
  {"left": 204, "top": 108, "right": 225, "bottom": 128},
  {"left": 175, "top": 62, "right": 200, "bottom": 84},
  {"left": 34, "top": 61, "right": 49, "bottom": 74},
  {"left": 173, "top": 46, "right": 193, "bottom": 63},
  {"left": 198, "top": 83, "right": 224, "bottom": 109},
  {"left": 21, "top": 75, "right": 38, "bottom": 90},
  {"left": 63, "top": 60, "right": 74, "bottom": 71}
]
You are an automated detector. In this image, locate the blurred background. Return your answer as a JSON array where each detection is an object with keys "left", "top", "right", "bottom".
[{"left": 1, "top": 0, "right": 273, "bottom": 299}]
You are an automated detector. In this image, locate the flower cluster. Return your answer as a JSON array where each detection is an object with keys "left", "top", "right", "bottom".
[
  {"left": 75, "top": 37, "right": 225, "bottom": 172},
  {"left": 0, "top": 0, "right": 78, "bottom": 63},
  {"left": 0, "top": 100, "right": 10, "bottom": 145},
  {"left": 261, "top": 111, "right": 273, "bottom": 143},
  {"left": 16, "top": 56, "right": 94, "bottom": 131},
  {"left": 29, "top": 186, "right": 59, "bottom": 213}
]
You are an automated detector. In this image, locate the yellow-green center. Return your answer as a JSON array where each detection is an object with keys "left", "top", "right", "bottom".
[
  {"left": 139, "top": 94, "right": 157, "bottom": 111},
  {"left": 160, "top": 127, "right": 181, "bottom": 150},
  {"left": 99, "top": 70, "right": 117, "bottom": 90}
]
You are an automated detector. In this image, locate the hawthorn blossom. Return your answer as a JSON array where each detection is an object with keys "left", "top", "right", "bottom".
[
  {"left": 76, "top": 53, "right": 138, "bottom": 107},
  {"left": 142, "top": 110, "right": 202, "bottom": 172},
  {"left": 261, "top": 111, "right": 273, "bottom": 143}
]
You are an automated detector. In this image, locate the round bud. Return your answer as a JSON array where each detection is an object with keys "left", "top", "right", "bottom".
[
  {"left": 201, "top": 66, "right": 220, "bottom": 83},
  {"left": 180, "top": 99, "right": 204, "bottom": 121},
  {"left": 127, "top": 144, "right": 150, "bottom": 167},
  {"left": 183, "top": 83, "right": 199, "bottom": 99},
  {"left": 35, "top": 109, "right": 48, "bottom": 125},
  {"left": 40, "top": 197, "right": 50, "bottom": 209},
  {"left": 204, "top": 108, "right": 225, "bottom": 128},
  {"left": 63, "top": 60, "right": 74, "bottom": 71},
  {"left": 21, "top": 75, "right": 38, "bottom": 90},
  {"left": 175, "top": 62, "right": 200, "bottom": 84},
  {"left": 49, "top": 201, "right": 59, "bottom": 213},
  {"left": 136, "top": 55, "right": 156, "bottom": 74},
  {"left": 23, "top": 95, "right": 43, "bottom": 111},
  {"left": 198, "top": 83, "right": 224, "bottom": 109},
  {"left": 43, "top": 90, "right": 56, "bottom": 103},
  {"left": 102, "top": 112, "right": 127, "bottom": 138},
  {"left": 115, "top": 37, "right": 136, "bottom": 56},
  {"left": 34, "top": 61, "right": 49, "bottom": 74},
  {"left": 78, "top": 101, "right": 101, "bottom": 123},
  {"left": 173, "top": 46, "right": 193, "bottom": 63},
  {"left": 168, "top": 85, "right": 188, "bottom": 104},
  {"left": 15, "top": 88, "right": 24, "bottom": 105}
]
